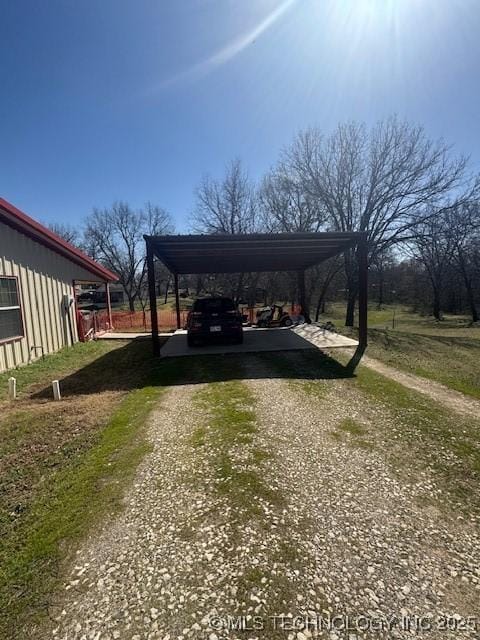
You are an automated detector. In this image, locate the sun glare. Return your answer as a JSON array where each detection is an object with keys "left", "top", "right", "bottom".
[{"left": 322, "top": 0, "right": 398, "bottom": 34}]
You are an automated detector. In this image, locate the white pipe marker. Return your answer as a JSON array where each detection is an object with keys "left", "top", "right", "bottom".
[
  {"left": 8, "top": 377, "right": 16, "bottom": 400},
  {"left": 52, "top": 380, "right": 61, "bottom": 401}
]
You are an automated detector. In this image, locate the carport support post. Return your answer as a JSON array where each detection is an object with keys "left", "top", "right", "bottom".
[
  {"left": 298, "top": 269, "right": 311, "bottom": 323},
  {"left": 174, "top": 272, "right": 181, "bottom": 330},
  {"left": 146, "top": 242, "right": 160, "bottom": 356},
  {"left": 357, "top": 235, "right": 368, "bottom": 348},
  {"left": 105, "top": 282, "right": 113, "bottom": 330}
]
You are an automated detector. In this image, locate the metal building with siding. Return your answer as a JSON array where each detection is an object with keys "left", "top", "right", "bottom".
[{"left": 0, "top": 197, "right": 117, "bottom": 373}]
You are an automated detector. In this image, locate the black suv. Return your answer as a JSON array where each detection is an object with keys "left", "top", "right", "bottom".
[{"left": 186, "top": 297, "right": 243, "bottom": 346}]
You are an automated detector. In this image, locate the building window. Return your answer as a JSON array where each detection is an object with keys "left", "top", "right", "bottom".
[{"left": 0, "top": 277, "right": 24, "bottom": 342}]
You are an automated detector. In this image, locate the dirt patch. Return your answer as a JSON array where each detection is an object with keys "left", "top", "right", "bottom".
[{"left": 1, "top": 391, "right": 123, "bottom": 517}]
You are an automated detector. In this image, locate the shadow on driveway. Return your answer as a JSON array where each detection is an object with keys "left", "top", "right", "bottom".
[{"left": 32, "top": 337, "right": 362, "bottom": 399}]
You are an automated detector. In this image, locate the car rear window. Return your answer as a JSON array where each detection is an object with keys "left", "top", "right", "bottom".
[{"left": 193, "top": 298, "right": 236, "bottom": 313}]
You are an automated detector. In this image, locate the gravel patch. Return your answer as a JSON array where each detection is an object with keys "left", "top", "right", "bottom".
[
  {"left": 38, "top": 375, "right": 329, "bottom": 640},
  {"left": 244, "top": 354, "right": 480, "bottom": 639}
]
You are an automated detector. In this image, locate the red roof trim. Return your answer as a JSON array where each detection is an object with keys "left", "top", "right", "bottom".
[{"left": 0, "top": 197, "right": 118, "bottom": 282}]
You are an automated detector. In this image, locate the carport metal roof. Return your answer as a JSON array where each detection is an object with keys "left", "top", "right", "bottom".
[
  {"left": 144, "top": 232, "right": 363, "bottom": 274},
  {"left": 144, "top": 231, "right": 368, "bottom": 357}
]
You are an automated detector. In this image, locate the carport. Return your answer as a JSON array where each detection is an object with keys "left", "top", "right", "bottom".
[{"left": 144, "top": 232, "right": 368, "bottom": 358}]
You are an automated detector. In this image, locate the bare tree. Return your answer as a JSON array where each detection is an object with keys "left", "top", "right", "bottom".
[
  {"left": 192, "top": 159, "right": 260, "bottom": 302},
  {"left": 370, "top": 248, "right": 397, "bottom": 308},
  {"left": 47, "top": 222, "right": 80, "bottom": 246},
  {"left": 257, "top": 158, "right": 329, "bottom": 318},
  {"left": 411, "top": 203, "right": 480, "bottom": 322},
  {"left": 410, "top": 213, "right": 457, "bottom": 320},
  {"left": 280, "top": 117, "right": 479, "bottom": 325},
  {"left": 259, "top": 163, "right": 325, "bottom": 232},
  {"left": 445, "top": 203, "right": 480, "bottom": 322},
  {"left": 193, "top": 158, "right": 259, "bottom": 234},
  {"left": 84, "top": 201, "right": 173, "bottom": 311},
  {"left": 310, "top": 258, "right": 343, "bottom": 321}
]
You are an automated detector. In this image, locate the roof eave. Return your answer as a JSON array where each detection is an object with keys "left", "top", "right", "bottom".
[{"left": 0, "top": 198, "right": 118, "bottom": 282}]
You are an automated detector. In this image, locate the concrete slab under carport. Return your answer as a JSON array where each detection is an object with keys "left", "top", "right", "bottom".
[
  {"left": 292, "top": 323, "right": 359, "bottom": 349},
  {"left": 160, "top": 325, "right": 358, "bottom": 358},
  {"left": 98, "top": 331, "right": 172, "bottom": 340}
]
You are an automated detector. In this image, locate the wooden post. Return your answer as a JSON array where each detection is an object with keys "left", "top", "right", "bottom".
[
  {"left": 106, "top": 281, "right": 113, "bottom": 331},
  {"left": 174, "top": 272, "right": 181, "bottom": 330},
  {"left": 298, "top": 269, "right": 311, "bottom": 323},
  {"left": 357, "top": 235, "right": 368, "bottom": 348},
  {"left": 146, "top": 242, "right": 160, "bottom": 356}
]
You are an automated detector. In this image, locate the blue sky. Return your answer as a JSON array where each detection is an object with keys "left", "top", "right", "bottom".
[{"left": 1, "top": 0, "right": 479, "bottom": 231}]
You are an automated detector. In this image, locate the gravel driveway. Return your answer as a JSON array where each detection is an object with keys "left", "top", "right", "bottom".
[{"left": 38, "top": 353, "right": 480, "bottom": 640}]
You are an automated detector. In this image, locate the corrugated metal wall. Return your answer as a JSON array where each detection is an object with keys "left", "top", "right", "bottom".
[{"left": 0, "top": 223, "right": 105, "bottom": 373}]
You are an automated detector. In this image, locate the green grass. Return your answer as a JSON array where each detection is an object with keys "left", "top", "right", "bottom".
[
  {"left": 352, "top": 364, "right": 480, "bottom": 513},
  {"left": 321, "top": 302, "right": 399, "bottom": 328},
  {"left": 321, "top": 301, "right": 480, "bottom": 337},
  {"left": 319, "top": 302, "right": 480, "bottom": 399},
  {"left": 264, "top": 348, "right": 480, "bottom": 515},
  {"left": 0, "top": 340, "right": 120, "bottom": 400},
  {"left": 329, "top": 419, "right": 372, "bottom": 451},
  {"left": 338, "top": 417, "right": 366, "bottom": 436},
  {"left": 190, "top": 373, "right": 321, "bottom": 629},
  {"left": 364, "top": 329, "right": 480, "bottom": 399},
  {"left": 193, "top": 380, "right": 283, "bottom": 516},
  {"left": 0, "top": 385, "right": 161, "bottom": 638},
  {"left": 0, "top": 339, "right": 172, "bottom": 639}
]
